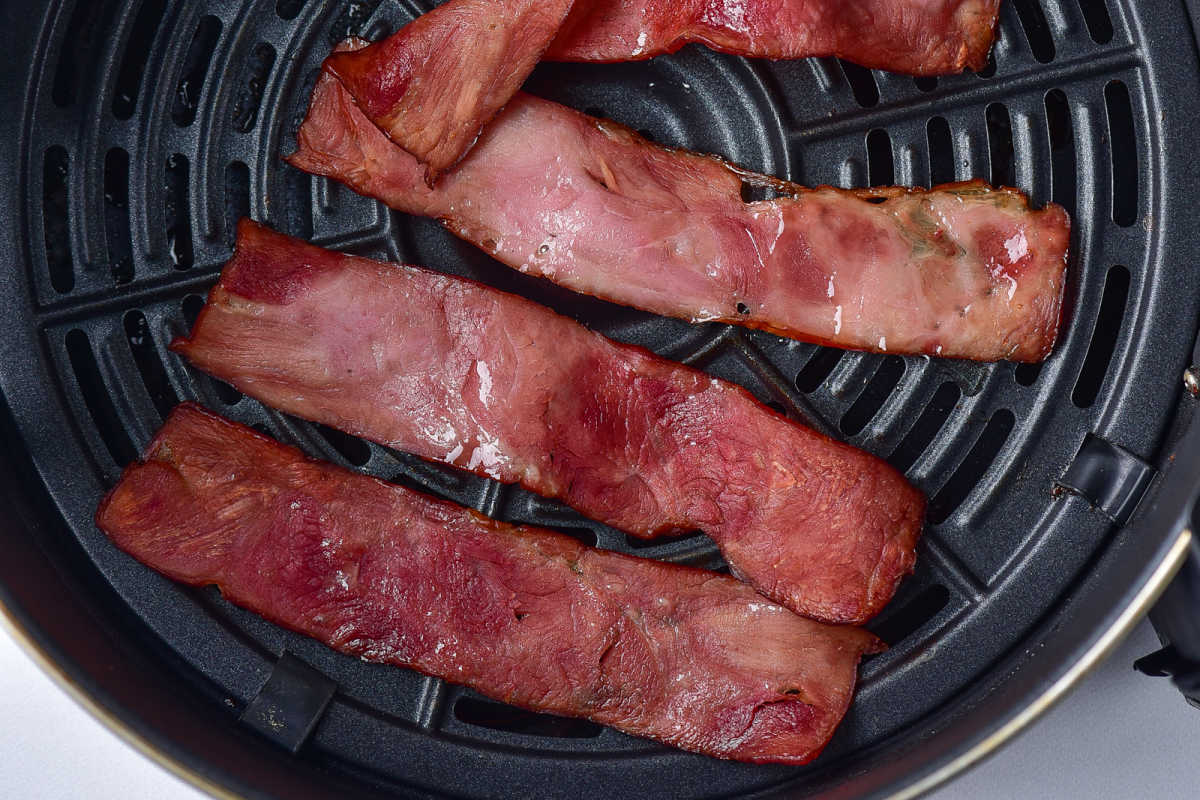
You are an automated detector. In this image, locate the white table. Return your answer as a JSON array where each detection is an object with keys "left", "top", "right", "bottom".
[{"left": 2, "top": 617, "right": 1195, "bottom": 799}]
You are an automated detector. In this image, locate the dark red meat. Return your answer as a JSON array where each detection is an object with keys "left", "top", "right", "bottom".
[
  {"left": 325, "top": 0, "right": 573, "bottom": 182},
  {"left": 96, "top": 403, "right": 882, "bottom": 764},
  {"left": 288, "top": 66, "right": 1070, "bottom": 363},
  {"left": 173, "top": 221, "right": 924, "bottom": 624},
  {"left": 547, "top": 0, "right": 1001, "bottom": 74}
]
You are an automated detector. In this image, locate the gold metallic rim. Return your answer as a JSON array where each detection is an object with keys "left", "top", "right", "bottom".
[
  {"left": 1, "top": 528, "right": 1191, "bottom": 800},
  {"left": 0, "top": 602, "right": 237, "bottom": 800},
  {"left": 890, "top": 527, "right": 1194, "bottom": 800}
]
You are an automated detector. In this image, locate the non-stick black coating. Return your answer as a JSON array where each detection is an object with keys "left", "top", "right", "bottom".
[{"left": 1, "top": 0, "right": 1199, "bottom": 797}]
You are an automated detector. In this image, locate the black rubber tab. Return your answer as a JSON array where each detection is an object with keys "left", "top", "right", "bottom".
[
  {"left": 1134, "top": 644, "right": 1200, "bottom": 708},
  {"left": 1057, "top": 434, "right": 1156, "bottom": 525},
  {"left": 239, "top": 652, "right": 337, "bottom": 753}
]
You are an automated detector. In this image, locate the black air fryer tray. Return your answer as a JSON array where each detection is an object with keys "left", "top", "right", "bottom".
[{"left": 3, "top": 1, "right": 1200, "bottom": 798}]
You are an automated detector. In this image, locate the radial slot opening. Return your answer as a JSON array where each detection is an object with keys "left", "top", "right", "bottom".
[
  {"left": 276, "top": 0, "right": 307, "bottom": 20},
  {"left": 112, "top": 0, "right": 166, "bottom": 119},
  {"left": 888, "top": 382, "right": 961, "bottom": 474},
  {"left": 123, "top": 310, "right": 179, "bottom": 420},
  {"left": 42, "top": 146, "right": 73, "bottom": 293},
  {"left": 1045, "top": 89, "right": 1076, "bottom": 218},
  {"left": 52, "top": 0, "right": 120, "bottom": 107},
  {"left": 233, "top": 43, "right": 277, "bottom": 133},
  {"left": 927, "top": 409, "right": 1016, "bottom": 524},
  {"left": 65, "top": 329, "right": 136, "bottom": 467},
  {"left": 182, "top": 294, "right": 243, "bottom": 405},
  {"left": 839, "top": 60, "right": 879, "bottom": 107},
  {"left": 165, "top": 154, "right": 193, "bottom": 270},
  {"left": 986, "top": 103, "right": 1015, "bottom": 189},
  {"left": 796, "top": 348, "right": 843, "bottom": 393},
  {"left": 927, "top": 117, "right": 955, "bottom": 187},
  {"left": 914, "top": 76, "right": 937, "bottom": 93},
  {"left": 281, "top": 166, "right": 315, "bottom": 240},
  {"left": 740, "top": 182, "right": 776, "bottom": 203},
  {"left": 977, "top": 50, "right": 998, "bottom": 79},
  {"left": 866, "top": 130, "right": 894, "bottom": 187},
  {"left": 225, "top": 161, "right": 250, "bottom": 246},
  {"left": 840, "top": 356, "right": 905, "bottom": 436},
  {"left": 1014, "top": 361, "right": 1041, "bottom": 387},
  {"left": 314, "top": 423, "right": 372, "bottom": 466},
  {"left": 868, "top": 584, "right": 951, "bottom": 645},
  {"left": 1078, "top": 0, "right": 1114, "bottom": 44},
  {"left": 542, "top": 526, "right": 599, "bottom": 548},
  {"left": 329, "top": 1, "right": 383, "bottom": 45},
  {"left": 172, "top": 15, "right": 222, "bottom": 127},
  {"left": 1072, "top": 265, "right": 1130, "bottom": 408},
  {"left": 103, "top": 148, "right": 133, "bottom": 285},
  {"left": 624, "top": 530, "right": 704, "bottom": 550},
  {"left": 1012, "top": 0, "right": 1055, "bottom": 63},
  {"left": 453, "top": 696, "right": 603, "bottom": 739},
  {"left": 1105, "top": 81, "right": 1138, "bottom": 226}
]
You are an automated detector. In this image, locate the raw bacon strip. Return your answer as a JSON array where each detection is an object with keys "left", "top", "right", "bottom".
[
  {"left": 325, "top": 0, "right": 574, "bottom": 182},
  {"left": 96, "top": 403, "right": 883, "bottom": 764},
  {"left": 288, "top": 68, "right": 1070, "bottom": 363},
  {"left": 547, "top": 0, "right": 1001, "bottom": 75},
  {"left": 173, "top": 221, "right": 924, "bottom": 624}
]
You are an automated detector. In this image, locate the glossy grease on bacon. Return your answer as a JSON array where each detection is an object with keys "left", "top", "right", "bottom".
[
  {"left": 289, "top": 67, "right": 1069, "bottom": 363},
  {"left": 174, "top": 222, "right": 925, "bottom": 624},
  {"left": 96, "top": 403, "right": 882, "bottom": 764},
  {"left": 327, "top": 0, "right": 997, "bottom": 177},
  {"left": 549, "top": 0, "right": 1000, "bottom": 75},
  {"left": 325, "top": 0, "right": 573, "bottom": 182}
]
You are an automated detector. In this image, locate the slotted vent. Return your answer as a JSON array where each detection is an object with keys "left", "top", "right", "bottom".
[
  {"left": 172, "top": 16, "right": 222, "bottom": 127},
  {"left": 165, "top": 154, "right": 193, "bottom": 270},
  {"left": 233, "top": 43, "right": 277, "bottom": 133},
  {"left": 65, "top": 329, "right": 136, "bottom": 467},
  {"left": 103, "top": 148, "right": 133, "bottom": 285},
  {"left": 112, "top": 0, "right": 167, "bottom": 119},
  {"left": 453, "top": 695, "right": 603, "bottom": 739},
  {"left": 42, "top": 146, "right": 73, "bottom": 293},
  {"left": 123, "top": 310, "right": 179, "bottom": 420}
]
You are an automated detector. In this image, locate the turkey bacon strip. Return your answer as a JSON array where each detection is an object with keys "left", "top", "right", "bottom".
[
  {"left": 288, "top": 65, "right": 1070, "bottom": 363},
  {"left": 96, "top": 403, "right": 883, "bottom": 764},
  {"left": 173, "top": 221, "right": 925, "bottom": 624}
]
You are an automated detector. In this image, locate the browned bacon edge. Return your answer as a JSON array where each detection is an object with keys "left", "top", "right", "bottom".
[{"left": 96, "top": 403, "right": 883, "bottom": 764}]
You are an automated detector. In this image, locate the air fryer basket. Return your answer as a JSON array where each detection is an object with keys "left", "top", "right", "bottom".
[{"left": 2, "top": 1, "right": 1199, "bottom": 798}]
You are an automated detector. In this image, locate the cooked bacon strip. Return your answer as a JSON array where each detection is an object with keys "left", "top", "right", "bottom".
[
  {"left": 547, "top": 0, "right": 1001, "bottom": 75},
  {"left": 288, "top": 67, "right": 1070, "bottom": 363},
  {"left": 326, "top": 0, "right": 997, "bottom": 179},
  {"left": 325, "top": 0, "right": 574, "bottom": 182},
  {"left": 97, "top": 403, "right": 882, "bottom": 764},
  {"left": 173, "top": 222, "right": 924, "bottom": 624}
]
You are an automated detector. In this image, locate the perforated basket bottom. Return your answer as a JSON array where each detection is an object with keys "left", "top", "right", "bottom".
[{"left": 6, "top": 0, "right": 1200, "bottom": 797}]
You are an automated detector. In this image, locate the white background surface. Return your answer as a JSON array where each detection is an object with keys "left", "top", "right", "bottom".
[{"left": 2, "top": 617, "right": 1198, "bottom": 799}]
